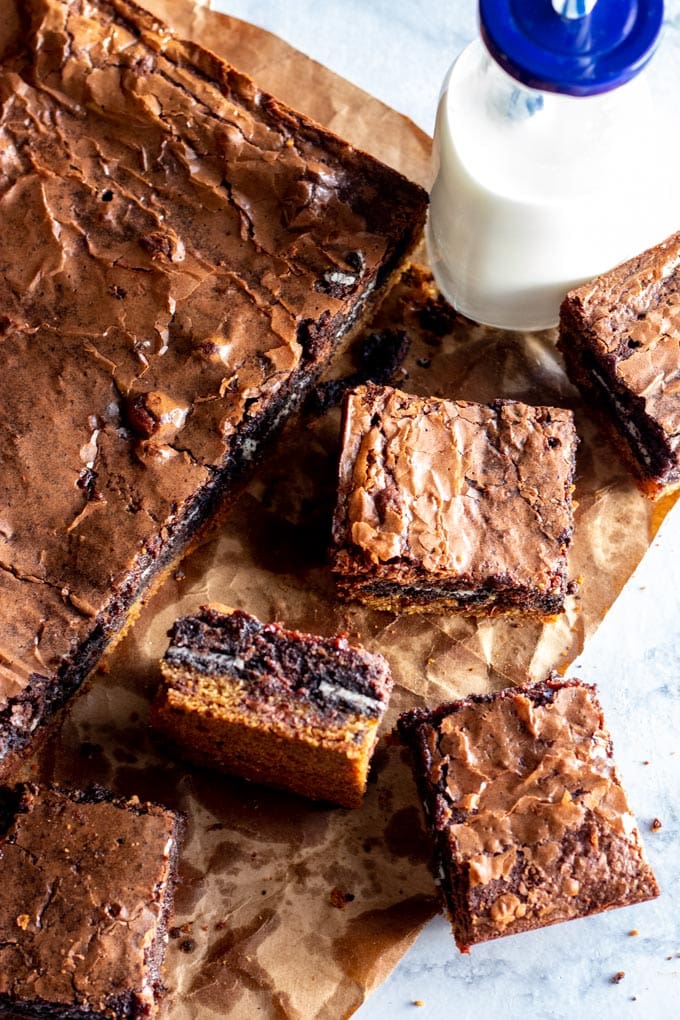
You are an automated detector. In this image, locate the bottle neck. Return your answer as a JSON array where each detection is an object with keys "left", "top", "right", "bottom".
[{"left": 479, "top": 46, "right": 546, "bottom": 123}]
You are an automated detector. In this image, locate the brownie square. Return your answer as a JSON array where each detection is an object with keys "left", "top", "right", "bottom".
[
  {"left": 398, "top": 680, "right": 659, "bottom": 952},
  {"left": 151, "top": 606, "right": 393, "bottom": 808},
  {"left": 331, "top": 384, "right": 577, "bottom": 616},
  {"left": 558, "top": 231, "right": 680, "bottom": 497},
  {"left": 0, "top": 0, "right": 427, "bottom": 775},
  {"left": 0, "top": 783, "right": 183, "bottom": 1018}
]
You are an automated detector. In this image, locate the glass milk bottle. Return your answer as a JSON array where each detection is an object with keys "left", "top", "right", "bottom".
[{"left": 427, "top": 0, "right": 677, "bottom": 331}]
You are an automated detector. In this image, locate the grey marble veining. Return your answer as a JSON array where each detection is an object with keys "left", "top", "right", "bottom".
[{"left": 208, "top": 2, "right": 679, "bottom": 1017}]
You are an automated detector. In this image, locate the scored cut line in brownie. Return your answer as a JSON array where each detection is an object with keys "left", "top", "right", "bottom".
[
  {"left": 331, "top": 384, "right": 577, "bottom": 616},
  {"left": 558, "top": 230, "right": 680, "bottom": 497},
  {"left": 398, "top": 679, "right": 659, "bottom": 952},
  {"left": 0, "top": 783, "right": 184, "bottom": 1018},
  {"left": 0, "top": 0, "right": 427, "bottom": 774},
  {"left": 152, "top": 606, "right": 394, "bottom": 807}
]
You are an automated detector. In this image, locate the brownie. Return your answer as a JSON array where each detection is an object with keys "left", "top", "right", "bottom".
[
  {"left": 558, "top": 231, "right": 680, "bottom": 497},
  {"left": 398, "top": 679, "right": 659, "bottom": 952},
  {"left": 0, "top": 0, "right": 427, "bottom": 775},
  {"left": 330, "top": 384, "right": 577, "bottom": 616},
  {"left": 0, "top": 783, "right": 183, "bottom": 1017},
  {"left": 151, "top": 606, "right": 394, "bottom": 808}
]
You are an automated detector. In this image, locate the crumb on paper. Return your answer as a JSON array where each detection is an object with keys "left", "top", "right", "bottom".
[
  {"left": 413, "top": 1000, "right": 424, "bottom": 1008},
  {"left": 330, "top": 887, "right": 355, "bottom": 909},
  {"left": 611, "top": 971, "right": 625, "bottom": 984},
  {"left": 650, "top": 818, "right": 663, "bottom": 832},
  {"left": 629, "top": 929, "right": 639, "bottom": 936}
]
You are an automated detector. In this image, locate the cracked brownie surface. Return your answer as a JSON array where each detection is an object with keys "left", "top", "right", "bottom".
[
  {"left": 331, "top": 384, "right": 577, "bottom": 615},
  {"left": 0, "top": 783, "right": 183, "bottom": 1017},
  {"left": 398, "top": 680, "right": 659, "bottom": 952},
  {"left": 0, "top": 0, "right": 427, "bottom": 769},
  {"left": 558, "top": 231, "right": 680, "bottom": 497}
]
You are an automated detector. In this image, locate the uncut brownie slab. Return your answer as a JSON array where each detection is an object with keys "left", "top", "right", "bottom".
[
  {"left": 558, "top": 231, "right": 680, "bottom": 497},
  {"left": 398, "top": 679, "right": 659, "bottom": 952},
  {"left": 331, "top": 384, "right": 577, "bottom": 616},
  {"left": 0, "top": 783, "right": 183, "bottom": 1018},
  {"left": 0, "top": 0, "right": 427, "bottom": 775},
  {"left": 151, "top": 606, "right": 393, "bottom": 808}
]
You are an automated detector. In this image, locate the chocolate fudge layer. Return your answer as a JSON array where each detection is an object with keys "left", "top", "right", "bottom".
[
  {"left": 0, "top": 0, "right": 427, "bottom": 774},
  {"left": 331, "top": 384, "right": 577, "bottom": 616},
  {"left": 559, "top": 231, "right": 680, "bottom": 497},
  {"left": 152, "top": 606, "right": 393, "bottom": 807},
  {"left": 398, "top": 680, "right": 659, "bottom": 952},
  {"left": 0, "top": 783, "right": 183, "bottom": 1018}
]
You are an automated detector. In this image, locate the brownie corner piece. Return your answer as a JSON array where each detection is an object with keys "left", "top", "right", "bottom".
[
  {"left": 0, "top": 782, "right": 183, "bottom": 1018},
  {"left": 330, "top": 384, "right": 577, "bottom": 617},
  {"left": 398, "top": 679, "right": 659, "bottom": 952},
  {"left": 558, "top": 230, "right": 680, "bottom": 497},
  {"left": 151, "top": 605, "right": 394, "bottom": 808}
]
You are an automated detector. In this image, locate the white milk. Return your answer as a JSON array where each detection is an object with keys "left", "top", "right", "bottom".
[{"left": 427, "top": 41, "right": 678, "bottom": 331}]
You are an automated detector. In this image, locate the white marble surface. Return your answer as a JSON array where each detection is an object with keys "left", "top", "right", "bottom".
[{"left": 209, "top": 2, "right": 680, "bottom": 1017}]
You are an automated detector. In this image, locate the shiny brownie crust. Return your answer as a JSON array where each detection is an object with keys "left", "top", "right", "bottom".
[
  {"left": 558, "top": 231, "right": 680, "bottom": 496},
  {"left": 398, "top": 680, "right": 659, "bottom": 952},
  {"left": 0, "top": 0, "right": 427, "bottom": 773},
  {"left": 0, "top": 783, "right": 184, "bottom": 1018},
  {"left": 331, "top": 384, "right": 577, "bottom": 616}
]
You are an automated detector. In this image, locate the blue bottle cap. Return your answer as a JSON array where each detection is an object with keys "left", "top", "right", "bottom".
[{"left": 479, "top": 0, "right": 664, "bottom": 96}]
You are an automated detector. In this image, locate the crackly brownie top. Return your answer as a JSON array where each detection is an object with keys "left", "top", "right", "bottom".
[
  {"left": 332, "top": 384, "right": 576, "bottom": 585},
  {"left": 0, "top": 783, "right": 180, "bottom": 1012},
  {"left": 0, "top": 0, "right": 426, "bottom": 707},
  {"left": 563, "top": 231, "right": 680, "bottom": 445},
  {"left": 163, "top": 605, "right": 393, "bottom": 718},
  {"left": 399, "top": 680, "right": 658, "bottom": 931}
]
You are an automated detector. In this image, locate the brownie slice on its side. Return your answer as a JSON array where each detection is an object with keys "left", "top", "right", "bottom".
[
  {"left": 151, "top": 606, "right": 394, "bottom": 808},
  {"left": 0, "top": 783, "right": 184, "bottom": 1018},
  {"left": 0, "top": 0, "right": 428, "bottom": 777},
  {"left": 330, "top": 384, "right": 577, "bottom": 617},
  {"left": 558, "top": 231, "right": 680, "bottom": 497},
  {"left": 398, "top": 680, "right": 659, "bottom": 953}
]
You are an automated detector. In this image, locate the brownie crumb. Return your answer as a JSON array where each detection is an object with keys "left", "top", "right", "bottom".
[
  {"left": 417, "top": 294, "right": 457, "bottom": 339},
  {"left": 79, "top": 741, "right": 103, "bottom": 759},
  {"left": 651, "top": 818, "right": 663, "bottom": 832},
  {"left": 305, "top": 330, "right": 410, "bottom": 417},
  {"left": 330, "top": 887, "right": 355, "bottom": 909},
  {"left": 611, "top": 971, "right": 626, "bottom": 984}
]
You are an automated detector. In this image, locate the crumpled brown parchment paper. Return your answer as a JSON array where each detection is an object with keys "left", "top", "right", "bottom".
[{"left": 29, "top": 1, "right": 678, "bottom": 1017}]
